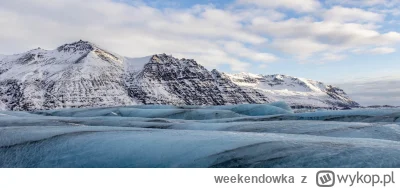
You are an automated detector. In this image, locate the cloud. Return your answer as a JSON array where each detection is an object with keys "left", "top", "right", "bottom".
[
  {"left": 326, "top": 0, "right": 398, "bottom": 7},
  {"left": 369, "top": 47, "right": 396, "bottom": 54},
  {"left": 271, "top": 38, "right": 329, "bottom": 58},
  {"left": 149, "top": 6, "right": 267, "bottom": 44},
  {"left": 237, "top": 0, "right": 321, "bottom": 12},
  {"left": 379, "top": 8, "right": 400, "bottom": 16},
  {"left": 175, "top": 52, "right": 251, "bottom": 71},
  {"left": 252, "top": 17, "right": 400, "bottom": 47},
  {"left": 223, "top": 41, "right": 278, "bottom": 63},
  {"left": 0, "top": 0, "right": 400, "bottom": 71},
  {"left": 323, "top": 6, "right": 384, "bottom": 23},
  {"left": 0, "top": 0, "right": 275, "bottom": 72},
  {"left": 250, "top": 15, "right": 400, "bottom": 59},
  {"left": 321, "top": 53, "right": 347, "bottom": 61},
  {"left": 352, "top": 47, "right": 396, "bottom": 54},
  {"left": 337, "top": 79, "right": 400, "bottom": 106}
]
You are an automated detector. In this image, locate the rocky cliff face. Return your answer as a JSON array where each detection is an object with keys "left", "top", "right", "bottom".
[
  {"left": 124, "top": 54, "right": 265, "bottom": 105},
  {"left": 0, "top": 40, "right": 359, "bottom": 111}
]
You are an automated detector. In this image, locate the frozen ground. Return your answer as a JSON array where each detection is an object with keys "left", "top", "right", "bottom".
[{"left": 0, "top": 103, "right": 400, "bottom": 167}]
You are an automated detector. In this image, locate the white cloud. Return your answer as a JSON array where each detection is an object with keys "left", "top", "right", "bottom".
[
  {"left": 251, "top": 17, "right": 400, "bottom": 47},
  {"left": 323, "top": 6, "right": 384, "bottom": 23},
  {"left": 251, "top": 15, "right": 400, "bottom": 59},
  {"left": 326, "top": 0, "right": 397, "bottom": 7},
  {"left": 0, "top": 0, "right": 400, "bottom": 70},
  {"left": 337, "top": 78, "right": 400, "bottom": 106},
  {"left": 0, "top": 0, "right": 273, "bottom": 72},
  {"left": 272, "top": 38, "right": 329, "bottom": 58},
  {"left": 369, "top": 47, "right": 396, "bottom": 54},
  {"left": 352, "top": 47, "right": 396, "bottom": 54},
  {"left": 223, "top": 41, "right": 277, "bottom": 63},
  {"left": 237, "top": 0, "right": 321, "bottom": 12},
  {"left": 176, "top": 52, "right": 251, "bottom": 71},
  {"left": 321, "top": 53, "right": 347, "bottom": 61},
  {"left": 234, "top": 9, "right": 286, "bottom": 21}
]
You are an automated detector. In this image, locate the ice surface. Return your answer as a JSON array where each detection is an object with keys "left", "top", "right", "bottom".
[
  {"left": 33, "top": 103, "right": 293, "bottom": 119},
  {"left": 267, "top": 101, "right": 293, "bottom": 111},
  {"left": 35, "top": 108, "right": 244, "bottom": 120},
  {"left": 294, "top": 108, "right": 400, "bottom": 117},
  {"left": 288, "top": 109, "right": 400, "bottom": 122},
  {"left": 1, "top": 127, "right": 400, "bottom": 167},
  {"left": 205, "top": 103, "right": 293, "bottom": 116},
  {"left": 197, "top": 108, "right": 400, "bottom": 123},
  {"left": 210, "top": 104, "right": 292, "bottom": 116},
  {"left": 1, "top": 104, "right": 400, "bottom": 167}
]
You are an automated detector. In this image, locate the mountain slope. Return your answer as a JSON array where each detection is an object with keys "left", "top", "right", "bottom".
[
  {"left": 0, "top": 40, "right": 136, "bottom": 110},
  {"left": 224, "top": 72, "right": 359, "bottom": 108},
  {"left": 0, "top": 40, "right": 359, "bottom": 110},
  {"left": 0, "top": 100, "right": 6, "bottom": 111},
  {"left": 124, "top": 54, "right": 265, "bottom": 105}
]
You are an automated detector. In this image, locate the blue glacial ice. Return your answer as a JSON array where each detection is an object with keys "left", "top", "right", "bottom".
[
  {"left": 1, "top": 102, "right": 400, "bottom": 168},
  {"left": 1, "top": 127, "right": 400, "bottom": 168},
  {"left": 33, "top": 103, "right": 294, "bottom": 119}
]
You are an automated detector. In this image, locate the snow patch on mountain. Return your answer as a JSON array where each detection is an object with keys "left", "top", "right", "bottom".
[{"left": 0, "top": 100, "right": 6, "bottom": 111}]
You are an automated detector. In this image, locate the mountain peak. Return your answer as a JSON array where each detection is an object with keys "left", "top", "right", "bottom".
[
  {"left": 57, "top": 40, "right": 98, "bottom": 53},
  {"left": 27, "top": 47, "right": 45, "bottom": 53},
  {"left": 149, "top": 53, "right": 197, "bottom": 65}
]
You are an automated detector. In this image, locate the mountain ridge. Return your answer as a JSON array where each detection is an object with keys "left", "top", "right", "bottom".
[{"left": 0, "top": 40, "right": 359, "bottom": 111}]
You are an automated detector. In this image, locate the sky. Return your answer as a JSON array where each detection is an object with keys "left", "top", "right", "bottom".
[{"left": 0, "top": 0, "right": 399, "bottom": 105}]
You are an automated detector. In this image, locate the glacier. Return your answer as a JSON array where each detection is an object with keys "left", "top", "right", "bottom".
[{"left": 0, "top": 103, "right": 400, "bottom": 168}]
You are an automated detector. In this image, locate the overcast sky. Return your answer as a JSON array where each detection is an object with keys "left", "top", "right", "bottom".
[{"left": 0, "top": 0, "right": 399, "bottom": 105}]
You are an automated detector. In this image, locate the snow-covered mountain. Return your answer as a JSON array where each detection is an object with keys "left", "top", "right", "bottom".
[
  {"left": 0, "top": 41, "right": 135, "bottom": 110},
  {"left": 223, "top": 72, "right": 359, "bottom": 108},
  {"left": 0, "top": 40, "right": 358, "bottom": 110},
  {"left": 125, "top": 54, "right": 265, "bottom": 105}
]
